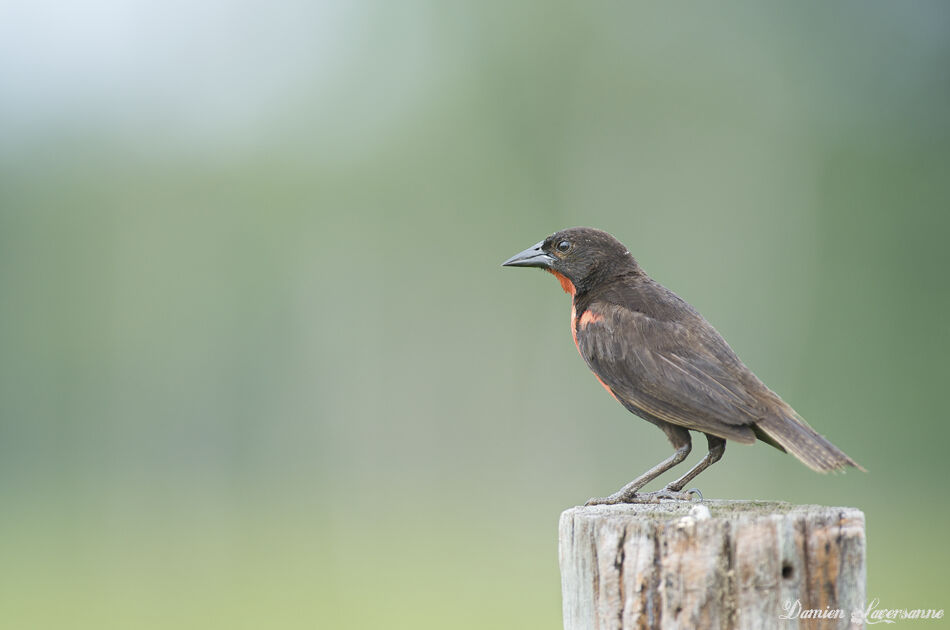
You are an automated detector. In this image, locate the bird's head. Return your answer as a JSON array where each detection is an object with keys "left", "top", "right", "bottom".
[{"left": 501, "top": 227, "right": 640, "bottom": 296}]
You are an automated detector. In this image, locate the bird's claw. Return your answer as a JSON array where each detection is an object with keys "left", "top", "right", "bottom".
[
  {"left": 584, "top": 495, "right": 622, "bottom": 506},
  {"left": 585, "top": 487, "right": 703, "bottom": 506}
]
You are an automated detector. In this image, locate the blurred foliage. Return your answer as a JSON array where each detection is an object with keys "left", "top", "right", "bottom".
[{"left": 1, "top": 1, "right": 948, "bottom": 628}]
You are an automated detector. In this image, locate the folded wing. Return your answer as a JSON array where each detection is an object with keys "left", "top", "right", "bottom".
[
  {"left": 575, "top": 301, "right": 768, "bottom": 443},
  {"left": 575, "top": 300, "right": 862, "bottom": 472}
]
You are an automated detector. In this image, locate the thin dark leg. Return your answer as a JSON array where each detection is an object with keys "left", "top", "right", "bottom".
[
  {"left": 665, "top": 434, "right": 726, "bottom": 492},
  {"left": 586, "top": 426, "right": 691, "bottom": 505}
]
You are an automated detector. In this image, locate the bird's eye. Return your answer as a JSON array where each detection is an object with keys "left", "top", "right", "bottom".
[{"left": 556, "top": 240, "right": 571, "bottom": 252}]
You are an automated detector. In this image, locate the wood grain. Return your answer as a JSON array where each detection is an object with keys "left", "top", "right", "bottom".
[{"left": 559, "top": 501, "right": 865, "bottom": 630}]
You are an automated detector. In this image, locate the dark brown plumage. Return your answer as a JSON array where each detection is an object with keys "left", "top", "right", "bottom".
[{"left": 502, "top": 227, "right": 863, "bottom": 504}]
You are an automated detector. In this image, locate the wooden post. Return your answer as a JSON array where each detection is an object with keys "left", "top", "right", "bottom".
[{"left": 559, "top": 501, "right": 865, "bottom": 630}]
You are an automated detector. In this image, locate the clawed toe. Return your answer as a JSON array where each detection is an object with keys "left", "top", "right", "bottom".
[
  {"left": 584, "top": 488, "right": 703, "bottom": 505},
  {"left": 648, "top": 489, "right": 694, "bottom": 501},
  {"left": 585, "top": 495, "right": 621, "bottom": 506}
]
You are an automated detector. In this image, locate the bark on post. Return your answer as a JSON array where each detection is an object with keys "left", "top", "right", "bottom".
[{"left": 559, "top": 501, "right": 865, "bottom": 630}]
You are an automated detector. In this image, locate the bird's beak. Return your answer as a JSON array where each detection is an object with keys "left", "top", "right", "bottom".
[{"left": 501, "top": 241, "right": 555, "bottom": 268}]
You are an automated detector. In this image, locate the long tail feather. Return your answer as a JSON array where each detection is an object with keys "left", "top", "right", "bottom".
[{"left": 757, "top": 412, "right": 865, "bottom": 473}]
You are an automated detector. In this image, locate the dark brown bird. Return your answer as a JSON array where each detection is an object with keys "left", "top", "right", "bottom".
[{"left": 502, "top": 227, "right": 863, "bottom": 504}]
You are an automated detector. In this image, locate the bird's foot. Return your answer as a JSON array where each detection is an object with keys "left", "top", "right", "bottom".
[{"left": 585, "top": 487, "right": 703, "bottom": 506}]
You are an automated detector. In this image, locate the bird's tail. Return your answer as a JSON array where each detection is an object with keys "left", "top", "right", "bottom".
[{"left": 756, "top": 409, "right": 865, "bottom": 473}]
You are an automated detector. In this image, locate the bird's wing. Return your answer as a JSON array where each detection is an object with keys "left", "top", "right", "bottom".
[{"left": 575, "top": 301, "right": 766, "bottom": 440}]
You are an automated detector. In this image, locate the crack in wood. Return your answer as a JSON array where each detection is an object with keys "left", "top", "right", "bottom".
[{"left": 559, "top": 502, "right": 865, "bottom": 630}]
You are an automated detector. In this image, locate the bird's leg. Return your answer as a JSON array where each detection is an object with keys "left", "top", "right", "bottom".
[
  {"left": 664, "top": 435, "right": 726, "bottom": 492},
  {"left": 586, "top": 428, "right": 691, "bottom": 505}
]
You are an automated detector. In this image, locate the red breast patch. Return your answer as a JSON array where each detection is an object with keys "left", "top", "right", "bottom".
[{"left": 577, "top": 310, "right": 603, "bottom": 329}]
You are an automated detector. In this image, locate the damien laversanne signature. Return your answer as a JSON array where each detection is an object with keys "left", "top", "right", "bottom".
[{"left": 780, "top": 598, "right": 945, "bottom": 624}]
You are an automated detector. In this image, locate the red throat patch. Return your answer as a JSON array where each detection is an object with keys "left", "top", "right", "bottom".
[{"left": 547, "top": 270, "right": 576, "bottom": 296}]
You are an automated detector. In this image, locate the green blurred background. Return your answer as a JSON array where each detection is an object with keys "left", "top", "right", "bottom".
[{"left": 2, "top": 2, "right": 948, "bottom": 628}]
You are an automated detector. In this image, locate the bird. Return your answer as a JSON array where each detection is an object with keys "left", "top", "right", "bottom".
[{"left": 502, "top": 227, "right": 864, "bottom": 504}]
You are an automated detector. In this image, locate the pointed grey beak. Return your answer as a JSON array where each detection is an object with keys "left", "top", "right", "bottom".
[{"left": 501, "top": 241, "right": 555, "bottom": 268}]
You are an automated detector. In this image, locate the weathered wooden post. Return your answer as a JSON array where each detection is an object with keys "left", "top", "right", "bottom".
[{"left": 559, "top": 501, "right": 865, "bottom": 630}]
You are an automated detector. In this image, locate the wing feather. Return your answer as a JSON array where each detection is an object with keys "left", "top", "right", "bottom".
[{"left": 575, "top": 302, "right": 766, "bottom": 441}]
